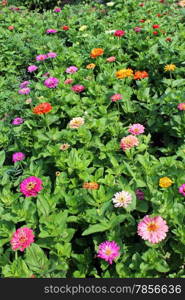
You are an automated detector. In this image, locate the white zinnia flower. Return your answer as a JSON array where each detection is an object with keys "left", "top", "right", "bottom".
[{"left": 112, "top": 191, "right": 132, "bottom": 208}]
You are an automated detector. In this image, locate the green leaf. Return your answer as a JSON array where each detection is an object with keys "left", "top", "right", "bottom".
[
  {"left": 82, "top": 222, "right": 110, "bottom": 236},
  {"left": 0, "top": 150, "right": 5, "bottom": 167},
  {"left": 25, "top": 244, "right": 49, "bottom": 274}
]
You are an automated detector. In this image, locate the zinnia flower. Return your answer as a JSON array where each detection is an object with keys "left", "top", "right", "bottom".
[
  {"left": 19, "top": 81, "right": 30, "bottom": 88},
  {"left": 10, "top": 227, "right": 34, "bottom": 251},
  {"left": 134, "top": 27, "right": 142, "bottom": 32},
  {"left": 159, "top": 177, "right": 173, "bottom": 188},
  {"left": 20, "top": 176, "right": 43, "bottom": 197},
  {"left": 33, "top": 102, "right": 52, "bottom": 114},
  {"left": 36, "top": 54, "right": 47, "bottom": 61},
  {"left": 62, "top": 25, "right": 69, "bottom": 30},
  {"left": 164, "top": 64, "right": 176, "bottom": 72},
  {"left": 153, "top": 24, "right": 160, "bottom": 29},
  {"left": 137, "top": 215, "right": 169, "bottom": 244},
  {"left": 97, "top": 241, "right": 120, "bottom": 264},
  {"left": 86, "top": 63, "right": 96, "bottom": 69},
  {"left": 153, "top": 31, "right": 158, "bottom": 35},
  {"left": 128, "top": 123, "right": 145, "bottom": 135},
  {"left": 178, "top": 103, "right": 185, "bottom": 111},
  {"left": 65, "top": 66, "right": 78, "bottom": 74},
  {"left": 8, "top": 25, "right": 14, "bottom": 30},
  {"left": 114, "top": 30, "right": 125, "bottom": 37},
  {"left": 178, "top": 0, "right": 185, "bottom": 6},
  {"left": 112, "top": 190, "right": 132, "bottom": 208},
  {"left": 83, "top": 182, "right": 99, "bottom": 190},
  {"left": 179, "top": 183, "right": 185, "bottom": 196},
  {"left": 47, "top": 52, "right": 57, "bottom": 58},
  {"left": 64, "top": 78, "right": 73, "bottom": 85},
  {"left": 18, "top": 87, "right": 30, "bottom": 95},
  {"left": 111, "top": 94, "right": 122, "bottom": 102},
  {"left": 135, "top": 189, "right": 144, "bottom": 200},
  {"left": 106, "top": 56, "right": 116, "bottom": 62},
  {"left": 69, "top": 117, "right": 84, "bottom": 128},
  {"left": 134, "top": 71, "right": 149, "bottom": 80},
  {"left": 120, "top": 135, "right": 139, "bottom": 151},
  {"left": 60, "top": 143, "right": 70, "bottom": 150},
  {"left": 54, "top": 7, "right": 61, "bottom": 12},
  {"left": 115, "top": 69, "right": 133, "bottom": 79},
  {"left": 27, "top": 65, "right": 38, "bottom": 72},
  {"left": 12, "top": 152, "right": 25, "bottom": 163},
  {"left": 71, "top": 84, "right": 85, "bottom": 93},
  {"left": 44, "top": 77, "right": 59, "bottom": 88},
  {"left": 90, "top": 48, "right": 104, "bottom": 58},
  {"left": 46, "top": 29, "right": 57, "bottom": 34},
  {"left": 12, "top": 117, "right": 24, "bottom": 125}
]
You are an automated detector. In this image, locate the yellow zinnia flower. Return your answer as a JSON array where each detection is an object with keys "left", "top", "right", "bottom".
[
  {"left": 159, "top": 177, "right": 173, "bottom": 188},
  {"left": 115, "top": 68, "right": 133, "bottom": 79},
  {"left": 86, "top": 63, "right": 96, "bottom": 69},
  {"left": 164, "top": 64, "right": 176, "bottom": 72}
]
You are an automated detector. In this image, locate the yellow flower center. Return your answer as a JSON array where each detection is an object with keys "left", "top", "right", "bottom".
[
  {"left": 147, "top": 223, "right": 159, "bottom": 232},
  {"left": 105, "top": 248, "right": 112, "bottom": 255},
  {"left": 27, "top": 182, "right": 36, "bottom": 190}
]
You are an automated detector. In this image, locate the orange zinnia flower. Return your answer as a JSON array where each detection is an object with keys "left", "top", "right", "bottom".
[
  {"left": 134, "top": 71, "right": 149, "bottom": 80},
  {"left": 86, "top": 63, "right": 96, "bottom": 69},
  {"left": 115, "top": 68, "right": 133, "bottom": 79},
  {"left": 33, "top": 102, "right": 52, "bottom": 114},
  {"left": 90, "top": 48, "right": 104, "bottom": 58},
  {"left": 83, "top": 182, "right": 99, "bottom": 190}
]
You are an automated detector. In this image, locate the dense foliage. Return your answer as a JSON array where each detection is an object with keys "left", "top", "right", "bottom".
[{"left": 0, "top": 0, "right": 185, "bottom": 278}]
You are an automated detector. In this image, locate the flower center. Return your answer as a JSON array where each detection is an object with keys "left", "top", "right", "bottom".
[
  {"left": 105, "top": 247, "right": 112, "bottom": 256},
  {"left": 27, "top": 182, "right": 36, "bottom": 190},
  {"left": 19, "top": 236, "right": 27, "bottom": 243},
  {"left": 147, "top": 223, "right": 158, "bottom": 232}
]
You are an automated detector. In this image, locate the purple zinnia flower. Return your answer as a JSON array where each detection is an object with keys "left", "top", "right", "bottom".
[
  {"left": 47, "top": 52, "right": 57, "bottom": 58},
  {"left": 71, "top": 84, "right": 85, "bottom": 93},
  {"left": 97, "top": 241, "right": 120, "bottom": 264},
  {"left": 27, "top": 65, "right": 38, "bottom": 72},
  {"left": 44, "top": 77, "right": 59, "bottom": 88},
  {"left": 179, "top": 184, "right": 185, "bottom": 196},
  {"left": 19, "top": 81, "right": 30, "bottom": 88},
  {"left": 18, "top": 87, "right": 30, "bottom": 95},
  {"left": 46, "top": 29, "right": 57, "bottom": 34},
  {"left": 12, "top": 117, "right": 24, "bottom": 125},
  {"left": 36, "top": 54, "right": 47, "bottom": 61},
  {"left": 135, "top": 189, "right": 145, "bottom": 200},
  {"left": 54, "top": 7, "right": 61, "bottom": 13},
  {"left": 65, "top": 66, "right": 78, "bottom": 74},
  {"left": 12, "top": 152, "right": 25, "bottom": 163}
]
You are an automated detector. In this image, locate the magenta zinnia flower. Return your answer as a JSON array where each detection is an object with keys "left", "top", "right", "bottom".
[
  {"left": 128, "top": 123, "right": 145, "bottom": 135},
  {"left": 97, "top": 241, "right": 120, "bottom": 264},
  {"left": 46, "top": 29, "right": 57, "bottom": 34},
  {"left": 36, "top": 54, "right": 47, "bottom": 61},
  {"left": 179, "top": 184, "right": 185, "bottom": 196},
  {"left": 71, "top": 84, "right": 85, "bottom": 93},
  {"left": 12, "top": 117, "right": 24, "bottom": 125},
  {"left": 137, "top": 215, "right": 169, "bottom": 244},
  {"left": 10, "top": 227, "right": 34, "bottom": 251},
  {"left": 19, "top": 81, "right": 30, "bottom": 88},
  {"left": 27, "top": 65, "right": 38, "bottom": 72},
  {"left": 177, "top": 103, "right": 185, "bottom": 111},
  {"left": 12, "top": 152, "right": 25, "bottom": 163},
  {"left": 111, "top": 94, "right": 122, "bottom": 102},
  {"left": 44, "top": 77, "right": 59, "bottom": 88},
  {"left": 65, "top": 66, "right": 78, "bottom": 74},
  {"left": 20, "top": 176, "right": 43, "bottom": 197},
  {"left": 134, "top": 26, "right": 142, "bottom": 32},
  {"left": 47, "top": 52, "right": 57, "bottom": 58},
  {"left": 54, "top": 7, "right": 61, "bottom": 12},
  {"left": 114, "top": 30, "right": 125, "bottom": 37},
  {"left": 18, "top": 87, "right": 30, "bottom": 95},
  {"left": 120, "top": 135, "right": 139, "bottom": 151}
]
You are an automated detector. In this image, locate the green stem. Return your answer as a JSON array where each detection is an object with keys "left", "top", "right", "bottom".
[{"left": 15, "top": 251, "right": 18, "bottom": 260}]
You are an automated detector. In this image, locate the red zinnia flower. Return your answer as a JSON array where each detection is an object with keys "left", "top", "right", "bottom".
[
  {"left": 139, "top": 19, "right": 145, "bottom": 23},
  {"left": 134, "top": 71, "right": 149, "bottom": 80},
  {"left": 33, "top": 102, "right": 52, "bottom": 114},
  {"left": 166, "top": 37, "right": 172, "bottom": 42},
  {"left": 8, "top": 25, "right": 14, "bottom": 30},
  {"left": 153, "top": 24, "right": 160, "bottom": 29},
  {"left": 62, "top": 25, "right": 69, "bottom": 30},
  {"left": 153, "top": 31, "right": 158, "bottom": 35},
  {"left": 114, "top": 30, "right": 125, "bottom": 37}
]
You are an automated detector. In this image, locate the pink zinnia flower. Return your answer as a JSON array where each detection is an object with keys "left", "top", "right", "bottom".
[
  {"left": 111, "top": 94, "right": 122, "bottom": 102},
  {"left": 10, "top": 227, "right": 34, "bottom": 251},
  {"left": 36, "top": 54, "right": 47, "bottom": 61},
  {"left": 44, "top": 77, "right": 59, "bottom": 88},
  {"left": 179, "top": 183, "right": 185, "bottom": 196},
  {"left": 27, "top": 65, "right": 38, "bottom": 72},
  {"left": 177, "top": 103, "right": 185, "bottom": 111},
  {"left": 12, "top": 152, "right": 25, "bottom": 163},
  {"left": 46, "top": 29, "right": 57, "bottom": 34},
  {"left": 114, "top": 30, "right": 125, "bottom": 37},
  {"left": 18, "top": 87, "right": 30, "bottom": 95},
  {"left": 106, "top": 56, "right": 116, "bottom": 62},
  {"left": 97, "top": 241, "right": 120, "bottom": 264},
  {"left": 64, "top": 78, "right": 73, "bottom": 84},
  {"left": 65, "top": 66, "right": 78, "bottom": 74},
  {"left": 20, "top": 176, "right": 43, "bottom": 197},
  {"left": 134, "top": 26, "right": 142, "bottom": 32},
  {"left": 112, "top": 191, "right": 132, "bottom": 208},
  {"left": 137, "top": 215, "right": 169, "bottom": 244},
  {"left": 71, "top": 84, "right": 85, "bottom": 93},
  {"left": 54, "top": 7, "right": 61, "bottom": 12},
  {"left": 19, "top": 81, "right": 30, "bottom": 88},
  {"left": 128, "top": 123, "right": 145, "bottom": 135},
  {"left": 120, "top": 135, "right": 139, "bottom": 151},
  {"left": 47, "top": 52, "right": 57, "bottom": 58},
  {"left": 12, "top": 117, "right": 24, "bottom": 125}
]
